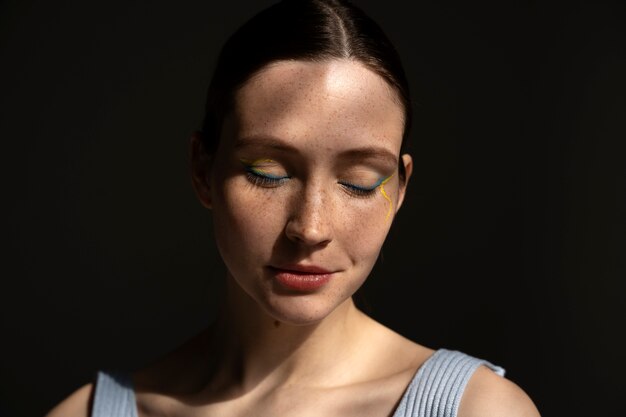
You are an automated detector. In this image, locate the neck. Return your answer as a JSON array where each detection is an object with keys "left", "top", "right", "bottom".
[{"left": 205, "top": 273, "right": 372, "bottom": 394}]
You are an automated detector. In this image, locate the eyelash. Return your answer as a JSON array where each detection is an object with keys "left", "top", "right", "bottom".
[
  {"left": 339, "top": 182, "right": 378, "bottom": 198},
  {"left": 245, "top": 169, "right": 290, "bottom": 187},
  {"left": 244, "top": 167, "right": 380, "bottom": 198}
]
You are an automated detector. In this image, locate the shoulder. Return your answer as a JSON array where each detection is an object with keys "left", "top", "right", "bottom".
[
  {"left": 45, "top": 382, "right": 94, "bottom": 417},
  {"left": 458, "top": 365, "right": 541, "bottom": 417}
]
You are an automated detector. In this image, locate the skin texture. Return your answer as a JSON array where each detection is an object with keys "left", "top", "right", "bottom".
[
  {"left": 206, "top": 59, "right": 410, "bottom": 327},
  {"left": 46, "top": 59, "right": 540, "bottom": 417}
]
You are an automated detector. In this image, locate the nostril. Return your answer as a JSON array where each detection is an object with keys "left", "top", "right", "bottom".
[
  {"left": 285, "top": 187, "right": 333, "bottom": 246},
  {"left": 285, "top": 218, "right": 332, "bottom": 247},
  {"left": 287, "top": 227, "right": 330, "bottom": 246}
]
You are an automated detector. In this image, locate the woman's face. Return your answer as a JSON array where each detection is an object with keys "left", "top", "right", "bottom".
[{"left": 194, "top": 59, "right": 412, "bottom": 325}]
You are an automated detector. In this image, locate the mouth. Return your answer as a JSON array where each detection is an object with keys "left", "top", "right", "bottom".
[{"left": 267, "top": 264, "right": 335, "bottom": 291}]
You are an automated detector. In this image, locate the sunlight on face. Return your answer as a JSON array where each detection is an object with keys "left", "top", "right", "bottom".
[{"left": 209, "top": 59, "right": 409, "bottom": 324}]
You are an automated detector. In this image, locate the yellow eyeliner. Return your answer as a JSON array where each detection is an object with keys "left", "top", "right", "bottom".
[
  {"left": 240, "top": 158, "right": 275, "bottom": 175},
  {"left": 379, "top": 174, "right": 394, "bottom": 221},
  {"left": 241, "top": 157, "right": 394, "bottom": 220},
  {"left": 240, "top": 158, "right": 275, "bottom": 165}
]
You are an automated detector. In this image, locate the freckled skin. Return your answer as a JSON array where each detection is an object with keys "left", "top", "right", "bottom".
[
  {"left": 207, "top": 59, "right": 412, "bottom": 325},
  {"left": 46, "top": 59, "right": 538, "bottom": 417}
]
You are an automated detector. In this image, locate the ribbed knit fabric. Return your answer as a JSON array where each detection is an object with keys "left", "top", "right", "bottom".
[
  {"left": 92, "top": 371, "right": 138, "bottom": 417},
  {"left": 392, "top": 349, "right": 505, "bottom": 417},
  {"left": 91, "top": 349, "right": 504, "bottom": 417}
]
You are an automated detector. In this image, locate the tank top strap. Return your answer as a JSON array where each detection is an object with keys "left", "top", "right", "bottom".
[
  {"left": 91, "top": 370, "right": 138, "bottom": 417},
  {"left": 392, "top": 349, "right": 506, "bottom": 417}
]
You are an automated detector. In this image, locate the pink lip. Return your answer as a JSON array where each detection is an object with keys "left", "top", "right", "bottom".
[
  {"left": 274, "top": 264, "right": 333, "bottom": 274},
  {"left": 268, "top": 265, "right": 335, "bottom": 291}
]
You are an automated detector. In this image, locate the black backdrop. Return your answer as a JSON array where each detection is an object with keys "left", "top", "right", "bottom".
[{"left": 2, "top": 0, "right": 625, "bottom": 416}]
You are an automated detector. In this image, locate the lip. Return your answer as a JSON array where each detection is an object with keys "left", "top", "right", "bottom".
[
  {"left": 273, "top": 264, "right": 333, "bottom": 274},
  {"left": 268, "top": 265, "right": 335, "bottom": 291}
]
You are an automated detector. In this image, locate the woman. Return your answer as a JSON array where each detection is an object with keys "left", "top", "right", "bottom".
[{"left": 48, "top": 0, "right": 540, "bottom": 416}]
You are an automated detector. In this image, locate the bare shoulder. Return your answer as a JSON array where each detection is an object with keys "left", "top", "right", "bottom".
[
  {"left": 45, "top": 383, "right": 94, "bottom": 417},
  {"left": 459, "top": 366, "right": 541, "bottom": 417}
]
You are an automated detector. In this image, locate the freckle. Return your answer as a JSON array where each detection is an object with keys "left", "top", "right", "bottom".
[{"left": 274, "top": 320, "right": 281, "bottom": 328}]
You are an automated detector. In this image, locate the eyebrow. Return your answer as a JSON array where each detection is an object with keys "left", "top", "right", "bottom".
[
  {"left": 234, "top": 135, "right": 399, "bottom": 166},
  {"left": 339, "top": 146, "right": 398, "bottom": 167},
  {"left": 234, "top": 135, "right": 299, "bottom": 153}
]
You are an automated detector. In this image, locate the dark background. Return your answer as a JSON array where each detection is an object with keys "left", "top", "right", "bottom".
[{"left": 2, "top": 0, "right": 625, "bottom": 416}]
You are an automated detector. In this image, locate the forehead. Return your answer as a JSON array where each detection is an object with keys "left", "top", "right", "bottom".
[{"left": 229, "top": 59, "right": 405, "bottom": 155}]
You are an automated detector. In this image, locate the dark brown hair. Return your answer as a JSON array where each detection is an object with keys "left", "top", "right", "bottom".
[{"left": 200, "top": 0, "right": 412, "bottom": 181}]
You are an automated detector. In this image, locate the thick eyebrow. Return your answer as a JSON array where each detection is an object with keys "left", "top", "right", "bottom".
[{"left": 234, "top": 135, "right": 398, "bottom": 166}]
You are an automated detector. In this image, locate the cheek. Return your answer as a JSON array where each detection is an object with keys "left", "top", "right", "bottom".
[
  {"left": 335, "top": 191, "right": 395, "bottom": 263},
  {"left": 212, "top": 173, "right": 396, "bottom": 270},
  {"left": 212, "top": 177, "right": 285, "bottom": 258}
]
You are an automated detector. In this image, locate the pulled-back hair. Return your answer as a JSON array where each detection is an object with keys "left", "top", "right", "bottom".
[{"left": 200, "top": 0, "right": 412, "bottom": 181}]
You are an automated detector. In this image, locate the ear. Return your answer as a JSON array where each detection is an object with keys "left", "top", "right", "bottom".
[
  {"left": 189, "top": 132, "right": 214, "bottom": 209},
  {"left": 395, "top": 153, "right": 413, "bottom": 212}
]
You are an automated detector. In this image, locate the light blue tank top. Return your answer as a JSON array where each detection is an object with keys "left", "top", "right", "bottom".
[{"left": 91, "top": 349, "right": 505, "bottom": 417}]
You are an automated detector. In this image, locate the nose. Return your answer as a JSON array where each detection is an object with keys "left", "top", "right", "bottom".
[{"left": 285, "top": 183, "right": 333, "bottom": 247}]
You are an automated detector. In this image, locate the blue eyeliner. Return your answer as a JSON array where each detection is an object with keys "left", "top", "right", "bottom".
[
  {"left": 244, "top": 165, "right": 290, "bottom": 180},
  {"left": 341, "top": 176, "right": 386, "bottom": 192}
]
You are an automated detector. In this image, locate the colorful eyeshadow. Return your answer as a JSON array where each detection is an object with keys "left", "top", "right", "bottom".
[
  {"left": 240, "top": 158, "right": 288, "bottom": 179},
  {"left": 378, "top": 174, "right": 394, "bottom": 221},
  {"left": 239, "top": 157, "right": 394, "bottom": 220}
]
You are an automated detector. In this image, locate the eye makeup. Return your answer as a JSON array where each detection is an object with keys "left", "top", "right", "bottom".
[
  {"left": 239, "top": 157, "right": 394, "bottom": 219},
  {"left": 378, "top": 174, "right": 394, "bottom": 221},
  {"left": 340, "top": 175, "right": 388, "bottom": 195},
  {"left": 340, "top": 174, "right": 394, "bottom": 220},
  {"left": 240, "top": 158, "right": 291, "bottom": 187}
]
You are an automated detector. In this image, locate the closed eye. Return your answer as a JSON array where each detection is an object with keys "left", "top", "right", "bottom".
[
  {"left": 244, "top": 166, "right": 290, "bottom": 187},
  {"left": 339, "top": 181, "right": 379, "bottom": 197}
]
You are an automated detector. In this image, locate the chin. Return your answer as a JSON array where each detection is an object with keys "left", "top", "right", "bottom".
[
  {"left": 226, "top": 267, "right": 363, "bottom": 326},
  {"left": 260, "top": 293, "right": 347, "bottom": 326}
]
